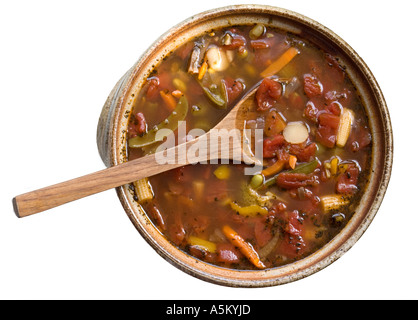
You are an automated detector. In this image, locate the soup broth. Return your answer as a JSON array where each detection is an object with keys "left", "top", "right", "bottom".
[{"left": 126, "top": 25, "right": 371, "bottom": 270}]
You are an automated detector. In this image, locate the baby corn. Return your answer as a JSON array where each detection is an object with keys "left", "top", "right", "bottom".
[
  {"left": 321, "top": 194, "right": 349, "bottom": 213},
  {"left": 134, "top": 178, "right": 154, "bottom": 203},
  {"left": 336, "top": 108, "right": 354, "bottom": 148}
]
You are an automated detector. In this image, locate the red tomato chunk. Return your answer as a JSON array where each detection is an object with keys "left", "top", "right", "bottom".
[{"left": 256, "top": 78, "right": 282, "bottom": 111}]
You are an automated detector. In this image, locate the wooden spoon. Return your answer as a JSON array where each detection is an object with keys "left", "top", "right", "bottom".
[{"left": 13, "top": 84, "right": 263, "bottom": 218}]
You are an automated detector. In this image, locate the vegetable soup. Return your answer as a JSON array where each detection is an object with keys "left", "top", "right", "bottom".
[{"left": 126, "top": 24, "right": 372, "bottom": 270}]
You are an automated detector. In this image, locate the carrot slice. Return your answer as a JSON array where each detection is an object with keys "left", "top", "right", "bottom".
[
  {"left": 289, "top": 155, "right": 297, "bottom": 169},
  {"left": 160, "top": 90, "right": 177, "bottom": 110},
  {"left": 222, "top": 225, "right": 266, "bottom": 269},
  {"left": 260, "top": 47, "right": 299, "bottom": 78},
  {"left": 261, "top": 160, "right": 285, "bottom": 176}
]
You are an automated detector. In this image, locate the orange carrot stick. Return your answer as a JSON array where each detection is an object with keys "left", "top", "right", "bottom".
[
  {"left": 261, "top": 160, "right": 285, "bottom": 177},
  {"left": 198, "top": 61, "right": 208, "bottom": 80},
  {"left": 160, "top": 90, "right": 177, "bottom": 110},
  {"left": 260, "top": 47, "right": 299, "bottom": 78},
  {"left": 222, "top": 225, "right": 266, "bottom": 269}
]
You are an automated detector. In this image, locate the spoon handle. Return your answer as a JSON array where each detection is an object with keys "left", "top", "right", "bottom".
[{"left": 12, "top": 147, "right": 188, "bottom": 218}]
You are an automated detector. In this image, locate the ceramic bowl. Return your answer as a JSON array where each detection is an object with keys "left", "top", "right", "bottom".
[{"left": 96, "top": 4, "right": 392, "bottom": 287}]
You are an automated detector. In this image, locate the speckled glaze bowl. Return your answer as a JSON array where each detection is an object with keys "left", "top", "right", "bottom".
[{"left": 96, "top": 4, "right": 392, "bottom": 287}]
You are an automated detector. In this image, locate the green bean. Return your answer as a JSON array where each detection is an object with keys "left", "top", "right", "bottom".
[
  {"left": 202, "top": 87, "right": 225, "bottom": 107},
  {"left": 287, "top": 159, "right": 319, "bottom": 174},
  {"left": 262, "top": 174, "right": 278, "bottom": 188}
]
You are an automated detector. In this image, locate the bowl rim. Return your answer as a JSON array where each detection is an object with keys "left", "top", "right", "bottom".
[{"left": 105, "top": 4, "right": 393, "bottom": 287}]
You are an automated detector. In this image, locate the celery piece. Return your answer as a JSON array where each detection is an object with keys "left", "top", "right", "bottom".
[
  {"left": 202, "top": 86, "right": 226, "bottom": 108},
  {"left": 288, "top": 159, "right": 319, "bottom": 174}
]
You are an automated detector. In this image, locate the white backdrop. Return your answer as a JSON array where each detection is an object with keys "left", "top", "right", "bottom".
[{"left": 1, "top": 0, "right": 416, "bottom": 300}]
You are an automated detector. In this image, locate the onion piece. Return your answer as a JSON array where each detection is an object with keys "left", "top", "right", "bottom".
[
  {"left": 283, "top": 76, "right": 301, "bottom": 98},
  {"left": 283, "top": 121, "right": 309, "bottom": 144},
  {"left": 258, "top": 233, "right": 280, "bottom": 259}
]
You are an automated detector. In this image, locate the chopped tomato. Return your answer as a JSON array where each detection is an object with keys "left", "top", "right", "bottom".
[
  {"left": 326, "top": 101, "right": 342, "bottom": 116},
  {"left": 217, "top": 243, "right": 243, "bottom": 264},
  {"left": 169, "top": 221, "right": 186, "bottom": 246},
  {"left": 254, "top": 218, "right": 273, "bottom": 247},
  {"left": 288, "top": 142, "right": 317, "bottom": 162},
  {"left": 134, "top": 112, "right": 147, "bottom": 134},
  {"left": 127, "top": 123, "right": 138, "bottom": 138},
  {"left": 256, "top": 78, "right": 282, "bottom": 111},
  {"left": 269, "top": 202, "right": 287, "bottom": 215},
  {"left": 263, "top": 134, "right": 285, "bottom": 158},
  {"left": 303, "top": 74, "right": 323, "bottom": 98},
  {"left": 324, "top": 89, "right": 350, "bottom": 106},
  {"left": 223, "top": 77, "right": 244, "bottom": 105},
  {"left": 286, "top": 210, "right": 304, "bottom": 236},
  {"left": 276, "top": 147, "right": 290, "bottom": 163},
  {"left": 316, "top": 125, "right": 336, "bottom": 148},
  {"left": 316, "top": 112, "right": 340, "bottom": 148},
  {"left": 250, "top": 38, "right": 271, "bottom": 49},
  {"left": 127, "top": 112, "right": 148, "bottom": 138},
  {"left": 148, "top": 203, "right": 166, "bottom": 231},
  {"left": 279, "top": 233, "right": 306, "bottom": 259},
  {"left": 276, "top": 172, "right": 318, "bottom": 189},
  {"left": 277, "top": 210, "right": 307, "bottom": 258},
  {"left": 188, "top": 246, "right": 217, "bottom": 263},
  {"left": 318, "top": 112, "right": 340, "bottom": 129},
  {"left": 304, "top": 101, "right": 319, "bottom": 122},
  {"left": 336, "top": 163, "right": 360, "bottom": 194},
  {"left": 146, "top": 77, "right": 160, "bottom": 99},
  {"left": 288, "top": 187, "right": 321, "bottom": 214}
]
